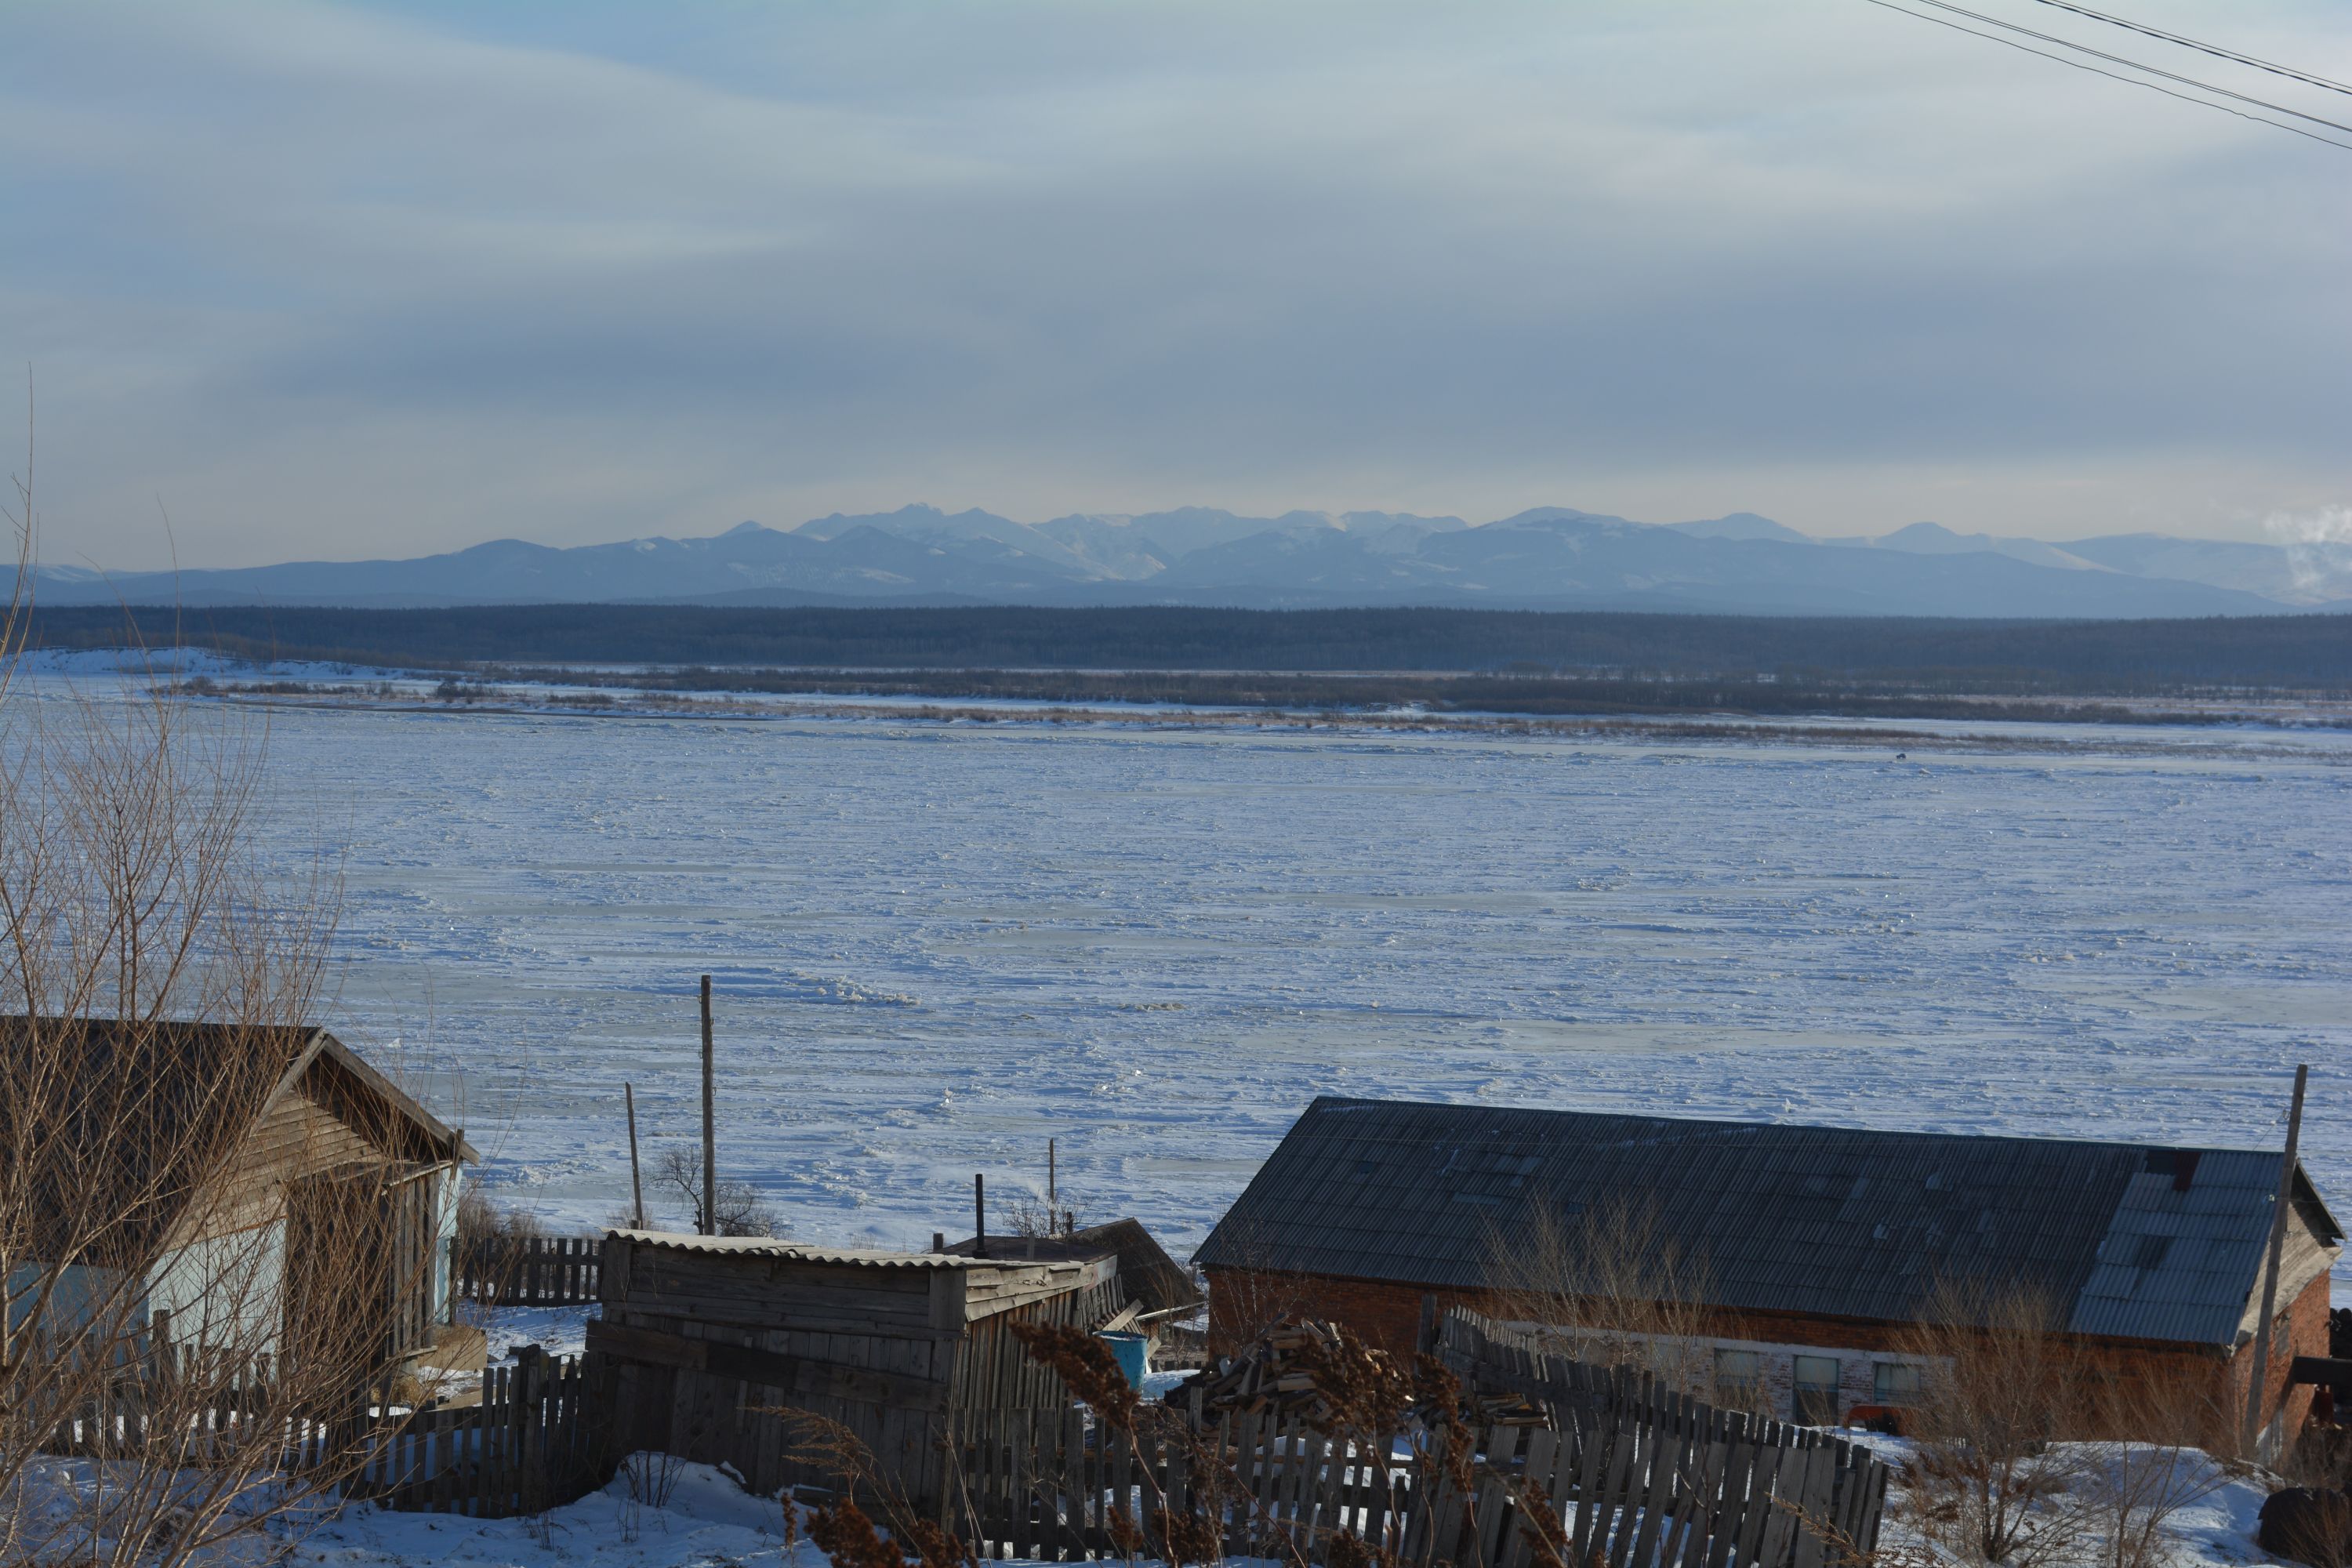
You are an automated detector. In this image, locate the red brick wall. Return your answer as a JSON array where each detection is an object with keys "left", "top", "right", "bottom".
[
  {"left": 1205, "top": 1263, "right": 2333, "bottom": 1443},
  {"left": 2227, "top": 1268, "right": 2332, "bottom": 1445}
]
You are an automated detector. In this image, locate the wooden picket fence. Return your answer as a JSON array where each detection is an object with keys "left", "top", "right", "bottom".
[
  {"left": 940, "top": 1390, "right": 1885, "bottom": 1566},
  {"left": 34, "top": 1344, "right": 609, "bottom": 1523},
  {"left": 354, "top": 1348, "right": 608, "bottom": 1518},
  {"left": 928, "top": 1308, "right": 1888, "bottom": 1567},
  {"left": 455, "top": 1236, "right": 604, "bottom": 1307}
]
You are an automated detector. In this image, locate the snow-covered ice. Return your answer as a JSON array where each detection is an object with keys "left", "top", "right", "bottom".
[{"left": 16, "top": 673, "right": 2350, "bottom": 1263}]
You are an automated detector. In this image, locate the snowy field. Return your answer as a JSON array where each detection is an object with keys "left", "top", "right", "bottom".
[{"left": 16, "top": 661, "right": 2352, "bottom": 1260}]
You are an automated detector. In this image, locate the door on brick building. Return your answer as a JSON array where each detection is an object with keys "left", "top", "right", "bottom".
[{"left": 1793, "top": 1355, "right": 1841, "bottom": 1425}]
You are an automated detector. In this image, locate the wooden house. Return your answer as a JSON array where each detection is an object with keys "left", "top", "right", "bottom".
[
  {"left": 4, "top": 1018, "right": 477, "bottom": 1381},
  {"left": 590, "top": 1230, "right": 1120, "bottom": 1507},
  {"left": 1196, "top": 1097, "right": 2343, "bottom": 1459}
]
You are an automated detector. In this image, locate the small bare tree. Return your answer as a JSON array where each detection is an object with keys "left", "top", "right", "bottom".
[
  {"left": 0, "top": 430, "right": 447, "bottom": 1566},
  {"left": 994, "top": 1189, "right": 1080, "bottom": 1239},
  {"left": 1896, "top": 1279, "right": 2092, "bottom": 1568},
  {"left": 1483, "top": 1194, "right": 1719, "bottom": 1398},
  {"left": 650, "top": 1146, "right": 782, "bottom": 1238}
]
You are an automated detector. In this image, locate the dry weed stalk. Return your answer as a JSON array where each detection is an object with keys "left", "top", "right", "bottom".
[
  {"left": 0, "top": 446, "right": 447, "bottom": 1566},
  {"left": 1484, "top": 1196, "right": 1719, "bottom": 1399},
  {"left": 774, "top": 1407, "right": 975, "bottom": 1568}
]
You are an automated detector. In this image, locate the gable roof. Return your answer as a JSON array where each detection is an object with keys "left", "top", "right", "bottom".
[
  {"left": 1194, "top": 1097, "right": 2343, "bottom": 1350},
  {"left": 2, "top": 1017, "right": 474, "bottom": 1261}
]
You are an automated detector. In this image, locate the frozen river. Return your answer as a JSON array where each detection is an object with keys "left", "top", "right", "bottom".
[{"left": 209, "top": 698, "right": 2352, "bottom": 1255}]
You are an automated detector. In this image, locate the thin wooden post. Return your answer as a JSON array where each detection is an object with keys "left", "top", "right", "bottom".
[
  {"left": 1047, "top": 1139, "right": 1056, "bottom": 1213},
  {"left": 2242, "top": 1062, "right": 2310, "bottom": 1457},
  {"left": 699, "top": 976, "right": 716, "bottom": 1236},
  {"left": 975, "top": 1173, "right": 988, "bottom": 1258},
  {"left": 625, "top": 1083, "right": 645, "bottom": 1229}
]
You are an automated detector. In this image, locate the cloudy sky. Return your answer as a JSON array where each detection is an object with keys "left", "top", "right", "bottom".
[{"left": 3, "top": 1, "right": 2348, "bottom": 568}]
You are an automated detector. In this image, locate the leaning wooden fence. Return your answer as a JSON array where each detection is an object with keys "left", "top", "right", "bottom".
[
  {"left": 455, "top": 1236, "right": 604, "bottom": 1307},
  {"left": 1436, "top": 1308, "right": 1889, "bottom": 1472}
]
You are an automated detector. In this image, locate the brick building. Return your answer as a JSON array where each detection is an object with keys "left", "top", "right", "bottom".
[{"left": 1194, "top": 1097, "right": 2341, "bottom": 1457}]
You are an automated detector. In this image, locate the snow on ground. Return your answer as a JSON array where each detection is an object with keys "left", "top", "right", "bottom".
[
  {"left": 1851, "top": 1437, "right": 2278, "bottom": 1568},
  {"left": 26, "top": 1442, "right": 2281, "bottom": 1568},
  {"left": 8, "top": 1456, "right": 805, "bottom": 1568},
  {"left": 296, "top": 1462, "right": 805, "bottom": 1568},
  {"left": 460, "top": 1301, "right": 597, "bottom": 1363}
]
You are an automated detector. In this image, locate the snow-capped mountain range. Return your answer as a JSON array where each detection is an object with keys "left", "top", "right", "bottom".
[{"left": 31, "top": 506, "right": 2352, "bottom": 618}]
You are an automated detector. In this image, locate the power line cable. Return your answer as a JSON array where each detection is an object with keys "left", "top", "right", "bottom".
[
  {"left": 1860, "top": 0, "right": 2352, "bottom": 153},
  {"left": 2020, "top": 0, "right": 2352, "bottom": 100},
  {"left": 1897, "top": 0, "right": 2352, "bottom": 136}
]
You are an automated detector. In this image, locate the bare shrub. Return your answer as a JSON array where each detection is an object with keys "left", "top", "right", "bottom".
[
  {"left": 0, "top": 442, "right": 449, "bottom": 1565},
  {"left": 2072, "top": 1363, "right": 2231, "bottom": 1568},
  {"left": 1483, "top": 1193, "right": 1719, "bottom": 1397},
  {"left": 614, "top": 1446, "right": 688, "bottom": 1543},
  {"left": 995, "top": 1189, "right": 1080, "bottom": 1239},
  {"left": 1896, "top": 1280, "right": 2092, "bottom": 1568},
  {"left": 650, "top": 1146, "right": 782, "bottom": 1238},
  {"left": 1202, "top": 1221, "right": 1317, "bottom": 1352},
  {"left": 456, "top": 1185, "right": 546, "bottom": 1249}
]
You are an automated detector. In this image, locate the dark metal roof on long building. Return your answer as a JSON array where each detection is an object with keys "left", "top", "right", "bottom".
[{"left": 1192, "top": 1098, "right": 2343, "bottom": 1349}]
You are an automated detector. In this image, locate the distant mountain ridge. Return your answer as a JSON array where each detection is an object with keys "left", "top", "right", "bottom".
[{"left": 31, "top": 505, "right": 2351, "bottom": 618}]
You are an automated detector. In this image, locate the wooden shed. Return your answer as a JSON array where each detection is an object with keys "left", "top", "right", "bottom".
[{"left": 589, "top": 1231, "right": 1120, "bottom": 1507}]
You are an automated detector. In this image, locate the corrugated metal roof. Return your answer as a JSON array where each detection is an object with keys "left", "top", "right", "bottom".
[
  {"left": 1192, "top": 1098, "right": 2343, "bottom": 1348},
  {"left": 610, "top": 1230, "right": 1094, "bottom": 1275}
]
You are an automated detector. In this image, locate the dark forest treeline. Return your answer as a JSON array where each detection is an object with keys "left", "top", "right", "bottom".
[
  {"left": 480, "top": 664, "right": 2231, "bottom": 724},
  {"left": 26, "top": 602, "right": 2352, "bottom": 693}
]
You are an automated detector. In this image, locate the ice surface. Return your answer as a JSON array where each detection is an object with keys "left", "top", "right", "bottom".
[{"left": 18, "top": 675, "right": 2350, "bottom": 1265}]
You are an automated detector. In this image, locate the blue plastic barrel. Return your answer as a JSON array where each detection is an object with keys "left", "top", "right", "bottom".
[{"left": 1097, "top": 1330, "right": 1150, "bottom": 1388}]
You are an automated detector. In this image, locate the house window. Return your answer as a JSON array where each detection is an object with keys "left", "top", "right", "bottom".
[
  {"left": 1793, "top": 1355, "right": 1841, "bottom": 1425},
  {"left": 1715, "top": 1348, "right": 1762, "bottom": 1406},
  {"left": 1873, "top": 1362, "right": 1923, "bottom": 1405}
]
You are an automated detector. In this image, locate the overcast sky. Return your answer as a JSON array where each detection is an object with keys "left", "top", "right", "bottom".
[{"left": 4, "top": 0, "right": 2348, "bottom": 569}]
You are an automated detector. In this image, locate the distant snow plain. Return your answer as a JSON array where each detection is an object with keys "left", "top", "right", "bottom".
[{"left": 29, "top": 662, "right": 2350, "bottom": 1264}]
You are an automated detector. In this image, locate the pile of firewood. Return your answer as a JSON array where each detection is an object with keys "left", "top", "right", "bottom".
[
  {"left": 1167, "top": 1322, "right": 1551, "bottom": 1430},
  {"left": 1171, "top": 1322, "right": 1352, "bottom": 1424}
]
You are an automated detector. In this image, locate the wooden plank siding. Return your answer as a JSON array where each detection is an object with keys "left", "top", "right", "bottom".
[{"left": 592, "top": 1233, "right": 1123, "bottom": 1511}]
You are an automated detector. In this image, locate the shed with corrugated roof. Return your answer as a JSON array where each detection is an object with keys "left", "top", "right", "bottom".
[{"left": 588, "top": 1230, "right": 1119, "bottom": 1505}]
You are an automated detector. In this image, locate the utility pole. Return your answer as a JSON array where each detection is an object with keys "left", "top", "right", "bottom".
[
  {"left": 2242, "top": 1062, "right": 2309, "bottom": 1459},
  {"left": 624, "top": 1082, "right": 645, "bottom": 1229},
  {"left": 700, "top": 975, "right": 717, "bottom": 1236}
]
